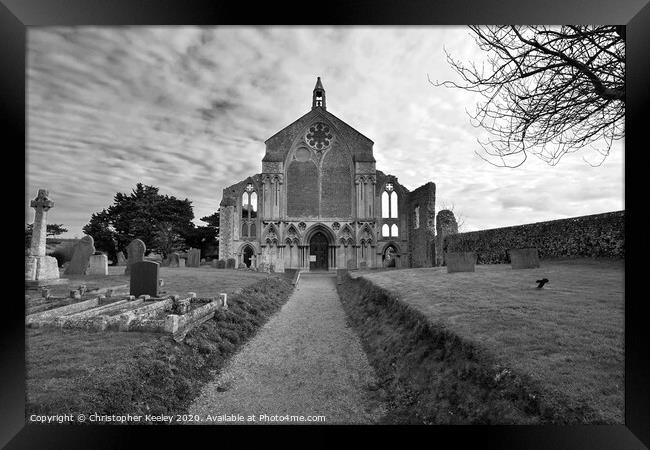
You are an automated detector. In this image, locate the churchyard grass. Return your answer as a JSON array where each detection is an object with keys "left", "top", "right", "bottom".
[
  {"left": 41, "top": 266, "right": 269, "bottom": 297},
  {"left": 340, "top": 258, "right": 624, "bottom": 424},
  {"left": 26, "top": 272, "right": 294, "bottom": 421}
]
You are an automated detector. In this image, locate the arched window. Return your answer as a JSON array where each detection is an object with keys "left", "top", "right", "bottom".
[
  {"left": 414, "top": 206, "right": 420, "bottom": 229},
  {"left": 390, "top": 191, "right": 398, "bottom": 218},
  {"left": 241, "top": 183, "right": 257, "bottom": 237},
  {"left": 381, "top": 191, "right": 389, "bottom": 218},
  {"left": 382, "top": 182, "right": 398, "bottom": 218},
  {"left": 382, "top": 224, "right": 390, "bottom": 237},
  {"left": 391, "top": 224, "right": 399, "bottom": 237}
]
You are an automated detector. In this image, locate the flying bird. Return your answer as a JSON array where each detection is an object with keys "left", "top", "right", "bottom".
[{"left": 536, "top": 278, "right": 549, "bottom": 289}]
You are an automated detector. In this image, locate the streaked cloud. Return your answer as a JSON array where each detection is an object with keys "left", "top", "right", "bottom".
[{"left": 26, "top": 26, "right": 624, "bottom": 236}]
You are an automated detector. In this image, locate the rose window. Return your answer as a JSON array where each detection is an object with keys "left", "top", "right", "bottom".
[{"left": 305, "top": 123, "right": 333, "bottom": 150}]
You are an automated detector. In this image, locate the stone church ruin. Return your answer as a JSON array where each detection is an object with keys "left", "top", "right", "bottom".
[{"left": 218, "top": 78, "right": 441, "bottom": 271}]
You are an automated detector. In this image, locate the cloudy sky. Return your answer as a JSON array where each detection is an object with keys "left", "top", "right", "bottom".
[{"left": 26, "top": 27, "right": 624, "bottom": 238}]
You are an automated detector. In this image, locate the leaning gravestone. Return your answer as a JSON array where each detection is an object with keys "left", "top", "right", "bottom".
[
  {"left": 509, "top": 248, "right": 540, "bottom": 269},
  {"left": 130, "top": 261, "right": 159, "bottom": 297},
  {"left": 88, "top": 254, "right": 108, "bottom": 275},
  {"left": 168, "top": 252, "right": 180, "bottom": 268},
  {"left": 446, "top": 251, "right": 476, "bottom": 273},
  {"left": 124, "top": 239, "right": 146, "bottom": 275},
  {"left": 187, "top": 248, "right": 201, "bottom": 267},
  {"left": 116, "top": 251, "right": 127, "bottom": 266},
  {"left": 64, "top": 235, "right": 95, "bottom": 275}
]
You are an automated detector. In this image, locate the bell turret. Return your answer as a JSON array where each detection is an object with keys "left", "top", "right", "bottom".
[{"left": 312, "top": 76, "right": 326, "bottom": 110}]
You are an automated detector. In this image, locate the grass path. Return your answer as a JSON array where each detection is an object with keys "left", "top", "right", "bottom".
[{"left": 188, "top": 273, "right": 386, "bottom": 424}]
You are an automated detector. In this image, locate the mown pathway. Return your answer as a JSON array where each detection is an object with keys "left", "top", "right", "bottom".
[{"left": 188, "top": 273, "right": 385, "bottom": 424}]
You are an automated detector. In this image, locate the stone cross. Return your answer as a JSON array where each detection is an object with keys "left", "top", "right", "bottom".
[{"left": 29, "top": 189, "right": 54, "bottom": 258}]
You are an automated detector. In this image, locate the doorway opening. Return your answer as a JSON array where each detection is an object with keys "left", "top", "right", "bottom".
[{"left": 309, "top": 232, "right": 329, "bottom": 271}]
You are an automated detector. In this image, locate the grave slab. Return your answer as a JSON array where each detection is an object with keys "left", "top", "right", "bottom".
[
  {"left": 88, "top": 254, "right": 109, "bottom": 275},
  {"left": 509, "top": 248, "right": 540, "bottom": 269},
  {"left": 446, "top": 251, "right": 476, "bottom": 273},
  {"left": 130, "top": 260, "right": 159, "bottom": 297},
  {"left": 64, "top": 235, "right": 95, "bottom": 275}
]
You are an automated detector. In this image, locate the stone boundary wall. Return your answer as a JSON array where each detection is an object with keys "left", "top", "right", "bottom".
[{"left": 444, "top": 211, "right": 624, "bottom": 264}]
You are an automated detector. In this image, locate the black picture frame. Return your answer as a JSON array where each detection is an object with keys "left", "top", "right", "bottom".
[{"left": 4, "top": 0, "right": 649, "bottom": 447}]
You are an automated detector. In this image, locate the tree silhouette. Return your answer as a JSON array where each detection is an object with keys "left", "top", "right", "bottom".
[
  {"left": 83, "top": 183, "right": 194, "bottom": 260},
  {"left": 431, "top": 25, "right": 625, "bottom": 167}
]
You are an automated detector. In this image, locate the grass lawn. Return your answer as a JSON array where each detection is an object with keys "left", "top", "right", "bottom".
[
  {"left": 353, "top": 259, "right": 624, "bottom": 423},
  {"left": 29, "top": 266, "right": 270, "bottom": 299},
  {"left": 26, "top": 272, "right": 294, "bottom": 420}
]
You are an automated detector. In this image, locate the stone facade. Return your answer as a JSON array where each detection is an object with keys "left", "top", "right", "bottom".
[{"left": 218, "top": 78, "right": 439, "bottom": 271}]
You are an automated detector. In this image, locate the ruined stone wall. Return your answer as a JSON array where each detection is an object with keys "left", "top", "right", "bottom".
[
  {"left": 444, "top": 211, "right": 624, "bottom": 263},
  {"left": 435, "top": 209, "right": 458, "bottom": 266},
  {"left": 407, "top": 182, "right": 436, "bottom": 268}
]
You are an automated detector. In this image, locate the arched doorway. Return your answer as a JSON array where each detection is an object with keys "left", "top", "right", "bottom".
[
  {"left": 309, "top": 232, "right": 329, "bottom": 271},
  {"left": 243, "top": 245, "right": 254, "bottom": 268},
  {"left": 383, "top": 245, "right": 398, "bottom": 268}
]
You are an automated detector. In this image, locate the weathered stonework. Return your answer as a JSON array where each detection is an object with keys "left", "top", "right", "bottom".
[
  {"left": 88, "top": 254, "right": 109, "bottom": 275},
  {"left": 26, "top": 189, "right": 67, "bottom": 287},
  {"left": 435, "top": 209, "right": 459, "bottom": 266},
  {"left": 218, "top": 79, "right": 439, "bottom": 270}
]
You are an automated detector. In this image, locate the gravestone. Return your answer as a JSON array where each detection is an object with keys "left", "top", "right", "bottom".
[
  {"left": 116, "top": 251, "right": 127, "bottom": 266},
  {"left": 124, "top": 239, "right": 146, "bottom": 275},
  {"left": 64, "top": 235, "right": 95, "bottom": 275},
  {"left": 446, "top": 251, "right": 476, "bottom": 273},
  {"left": 187, "top": 248, "right": 201, "bottom": 267},
  {"left": 509, "top": 248, "right": 540, "bottom": 269},
  {"left": 226, "top": 258, "right": 236, "bottom": 269},
  {"left": 130, "top": 261, "right": 159, "bottom": 297},
  {"left": 25, "top": 189, "right": 65, "bottom": 286},
  {"left": 215, "top": 259, "right": 226, "bottom": 269},
  {"left": 168, "top": 252, "right": 180, "bottom": 268},
  {"left": 347, "top": 259, "right": 356, "bottom": 270},
  {"left": 88, "top": 254, "right": 108, "bottom": 275},
  {"left": 274, "top": 259, "right": 285, "bottom": 273},
  {"left": 179, "top": 258, "right": 186, "bottom": 268},
  {"left": 359, "top": 261, "right": 367, "bottom": 269}
]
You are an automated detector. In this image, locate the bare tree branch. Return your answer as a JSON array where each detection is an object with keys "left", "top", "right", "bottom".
[{"left": 430, "top": 25, "right": 625, "bottom": 167}]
